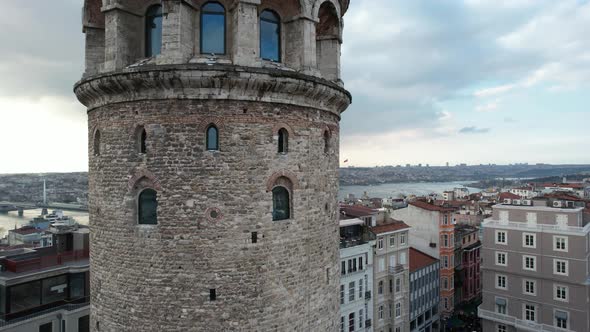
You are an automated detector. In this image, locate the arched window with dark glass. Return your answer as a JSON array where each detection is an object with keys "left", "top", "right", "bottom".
[
  {"left": 138, "top": 188, "right": 158, "bottom": 225},
  {"left": 139, "top": 128, "right": 147, "bottom": 154},
  {"left": 272, "top": 186, "right": 290, "bottom": 221},
  {"left": 145, "top": 5, "right": 163, "bottom": 57},
  {"left": 93, "top": 130, "right": 101, "bottom": 156},
  {"left": 260, "top": 10, "right": 280, "bottom": 62},
  {"left": 278, "top": 128, "right": 288, "bottom": 154},
  {"left": 201, "top": 2, "right": 226, "bottom": 55},
  {"left": 206, "top": 125, "right": 219, "bottom": 151}
]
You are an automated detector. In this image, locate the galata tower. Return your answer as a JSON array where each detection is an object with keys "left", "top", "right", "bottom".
[{"left": 75, "top": 0, "right": 351, "bottom": 331}]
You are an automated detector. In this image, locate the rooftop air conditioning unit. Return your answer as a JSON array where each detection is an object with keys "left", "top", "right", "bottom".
[
  {"left": 522, "top": 200, "right": 531, "bottom": 206},
  {"left": 503, "top": 199, "right": 511, "bottom": 204},
  {"left": 553, "top": 201, "right": 563, "bottom": 208},
  {"left": 513, "top": 200, "right": 521, "bottom": 205}
]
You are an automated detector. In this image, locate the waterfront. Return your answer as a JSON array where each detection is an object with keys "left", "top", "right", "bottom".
[
  {"left": 339, "top": 181, "right": 480, "bottom": 201},
  {"left": 0, "top": 209, "right": 89, "bottom": 237}
]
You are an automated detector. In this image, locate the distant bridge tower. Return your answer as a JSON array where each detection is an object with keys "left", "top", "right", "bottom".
[{"left": 76, "top": 0, "right": 351, "bottom": 331}]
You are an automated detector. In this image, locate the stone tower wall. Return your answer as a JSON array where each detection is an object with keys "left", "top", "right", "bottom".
[{"left": 77, "top": 1, "right": 351, "bottom": 331}]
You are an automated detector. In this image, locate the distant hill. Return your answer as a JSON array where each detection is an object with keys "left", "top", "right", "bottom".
[{"left": 0, "top": 173, "right": 88, "bottom": 204}]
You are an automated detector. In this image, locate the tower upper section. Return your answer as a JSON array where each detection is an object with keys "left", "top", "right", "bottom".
[{"left": 82, "top": 0, "right": 349, "bottom": 83}]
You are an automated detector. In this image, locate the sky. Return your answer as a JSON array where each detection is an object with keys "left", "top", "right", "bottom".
[{"left": 0, "top": 0, "right": 589, "bottom": 173}]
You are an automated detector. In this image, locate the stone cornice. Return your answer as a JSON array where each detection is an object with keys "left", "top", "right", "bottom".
[{"left": 74, "top": 64, "right": 352, "bottom": 115}]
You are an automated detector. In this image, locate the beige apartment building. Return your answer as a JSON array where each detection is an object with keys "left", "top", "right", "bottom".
[{"left": 479, "top": 196, "right": 590, "bottom": 332}]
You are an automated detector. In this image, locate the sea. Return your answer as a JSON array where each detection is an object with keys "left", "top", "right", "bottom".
[
  {"left": 0, "top": 209, "right": 89, "bottom": 238},
  {"left": 338, "top": 181, "right": 480, "bottom": 201}
]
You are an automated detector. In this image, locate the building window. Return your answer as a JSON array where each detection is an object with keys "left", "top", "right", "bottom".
[
  {"left": 272, "top": 186, "right": 290, "bottom": 221},
  {"left": 496, "top": 274, "right": 507, "bottom": 290},
  {"left": 555, "top": 284, "right": 568, "bottom": 302},
  {"left": 495, "top": 231, "right": 507, "bottom": 244},
  {"left": 39, "top": 322, "right": 52, "bottom": 332},
  {"left": 137, "top": 127, "right": 147, "bottom": 154},
  {"left": 378, "top": 237, "right": 383, "bottom": 249},
  {"left": 523, "top": 233, "right": 536, "bottom": 248},
  {"left": 378, "top": 305, "right": 384, "bottom": 320},
  {"left": 389, "top": 279, "right": 393, "bottom": 293},
  {"left": 348, "top": 312, "right": 355, "bottom": 332},
  {"left": 523, "top": 255, "right": 536, "bottom": 271},
  {"left": 340, "top": 284, "right": 344, "bottom": 304},
  {"left": 93, "top": 130, "right": 101, "bottom": 156},
  {"left": 495, "top": 298, "right": 507, "bottom": 314},
  {"left": 523, "top": 280, "right": 536, "bottom": 296},
  {"left": 341, "top": 261, "right": 346, "bottom": 275},
  {"left": 145, "top": 5, "right": 163, "bottom": 57},
  {"left": 496, "top": 252, "right": 507, "bottom": 266},
  {"left": 443, "top": 215, "right": 448, "bottom": 225},
  {"left": 555, "top": 311, "right": 568, "bottom": 329},
  {"left": 323, "top": 130, "right": 331, "bottom": 153},
  {"left": 277, "top": 128, "right": 288, "bottom": 153},
  {"left": 497, "top": 324, "right": 507, "bottom": 332},
  {"left": 395, "top": 278, "right": 401, "bottom": 292},
  {"left": 260, "top": 10, "right": 280, "bottom": 62},
  {"left": 554, "top": 259, "right": 568, "bottom": 276},
  {"left": 340, "top": 316, "right": 344, "bottom": 332},
  {"left": 395, "top": 302, "right": 401, "bottom": 318},
  {"left": 524, "top": 304, "right": 536, "bottom": 322},
  {"left": 206, "top": 124, "right": 219, "bottom": 151},
  {"left": 400, "top": 233, "right": 406, "bottom": 245},
  {"left": 359, "top": 257, "right": 363, "bottom": 270},
  {"left": 201, "top": 2, "right": 226, "bottom": 54},
  {"left": 359, "top": 309, "right": 363, "bottom": 328},
  {"left": 138, "top": 188, "right": 158, "bottom": 225},
  {"left": 390, "top": 235, "right": 395, "bottom": 246},
  {"left": 442, "top": 255, "right": 449, "bottom": 268},
  {"left": 359, "top": 279, "right": 363, "bottom": 299},
  {"left": 378, "top": 280, "right": 383, "bottom": 295},
  {"left": 349, "top": 282, "right": 355, "bottom": 302},
  {"left": 442, "top": 277, "right": 448, "bottom": 290},
  {"left": 442, "top": 234, "right": 449, "bottom": 247},
  {"left": 443, "top": 297, "right": 448, "bottom": 309},
  {"left": 554, "top": 236, "right": 568, "bottom": 252},
  {"left": 378, "top": 258, "right": 385, "bottom": 272},
  {"left": 79, "top": 315, "right": 90, "bottom": 332}
]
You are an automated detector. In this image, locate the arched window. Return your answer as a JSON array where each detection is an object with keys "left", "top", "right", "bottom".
[
  {"left": 206, "top": 125, "right": 219, "bottom": 151},
  {"left": 278, "top": 128, "right": 288, "bottom": 153},
  {"left": 324, "top": 130, "right": 330, "bottom": 153},
  {"left": 316, "top": 2, "right": 340, "bottom": 81},
  {"left": 260, "top": 10, "right": 280, "bottom": 62},
  {"left": 145, "top": 5, "right": 163, "bottom": 57},
  {"left": 138, "top": 188, "right": 158, "bottom": 225},
  {"left": 93, "top": 130, "right": 101, "bottom": 156},
  {"left": 138, "top": 127, "right": 147, "bottom": 154},
  {"left": 272, "top": 186, "right": 290, "bottom": 221},
  {"left": 201, "top": 2, "right": 226, "bottom": 55}
]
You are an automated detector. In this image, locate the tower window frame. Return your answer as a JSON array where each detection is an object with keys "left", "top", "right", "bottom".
[
  {"left": 272, "top": 186, "right": 291, "bottom": 221},
  {"left": 200, "top": 2, "right": 226, "bottom": 55},
  {"left": 278, "top": 128, "right": 289, "bottom": 154},
  {"left": 259, "top": 10, "right": 281, "bottom": 62},
  {"left": 136, "top": 127, "right": 148, "bottom": 154},
  {"left": 145, "top": 5, "right": 163, "bottom": 58},
  {"left": 206, "top": 124, "right": 219, "bottom": 151},
  {"left": 93, "top": 129, "right": 101, "bottom": 156},
  {"left": 138, "top": 188, "right": 158, "bottom": 225}
]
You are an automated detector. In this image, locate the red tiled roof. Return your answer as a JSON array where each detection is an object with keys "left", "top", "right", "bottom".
[
  {"left": 544, "top": 193, "right": 583, "bottom": 201},
  {"left": 498, "top": 192, "right": 521, "bottom": 201},
  {"left": 409, "top": 247, "right": 438, "bottom": 272},
  {"left": 371, "top": 220, "right": 410, "bottom": 234},
  {"left": 409, "top": 200, "right": 456, "bottom": 212},
  {"left": 11, "top": 227, "right": 43, "bottom": 235},
  {"left": 340, "top": 205, "right": 377, "bottom": 218}
]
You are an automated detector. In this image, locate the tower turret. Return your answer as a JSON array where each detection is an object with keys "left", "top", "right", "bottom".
[{"left": 76, "top": 0, "right": 351, "bottom": 331}]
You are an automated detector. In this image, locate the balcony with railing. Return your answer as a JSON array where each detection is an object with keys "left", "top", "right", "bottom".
[
  {"left": 389, "top": 264, "right": 405, "bottom": 275},
  {"left": 483, "top": 219, "right": 590, "bottom": 235},
  {"left": 478, "top": 308, "right": 573, "bottom": 332},
  {"left": 0, "top": 296, "right": 89, "bottom": 326},
  {"left": 0, "top": 249, "right": 89, "bottom": 274}
]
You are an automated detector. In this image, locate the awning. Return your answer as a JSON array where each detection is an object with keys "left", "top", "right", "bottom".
[
  {"left": 339, "top": 218, "right": 365, "bottom": 227},
  {"left": 495, "top": 298, "right": 506, "bottom": 306},
  {"left": 555, "top": 311, "right": 568, "bottom": 320}
]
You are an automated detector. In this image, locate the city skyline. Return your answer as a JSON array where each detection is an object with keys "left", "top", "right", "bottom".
[{"left": 1, "top": 0, "right": 590, "bottom": 173}]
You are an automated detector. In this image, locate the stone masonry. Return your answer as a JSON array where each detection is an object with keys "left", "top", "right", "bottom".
[{"left": 75, "top": 1, "right": 351, "bottom": 331}]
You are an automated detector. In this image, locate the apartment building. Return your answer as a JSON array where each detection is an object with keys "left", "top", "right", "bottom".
[
  {"left": 409, "top": 248, "right": 440, "bottom": 332},
  {"left": 371, "top": 220, "right": 411, "bottom": 332},
  {"left": 478, "top": 197, "right": 590, "bottom": 332},
  {"left": 0, "top": 227, "right": 89, "bottom": 332},
  {"left": 340, "top": 217, "right": 376, "bottom": 332},
  {"left": 454, "top": 225, "right": 481, "bottom": 305},
  {"left": 392, "top": 201, "right": 457, "bottom": 318}
]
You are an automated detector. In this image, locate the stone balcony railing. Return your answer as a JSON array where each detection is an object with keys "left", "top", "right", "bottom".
[
  {"left": 389, "top": 264, "right": 405, "bottom": 275},
  {"left": 478, "top": 308, "right": 573, "bottom": 332}
]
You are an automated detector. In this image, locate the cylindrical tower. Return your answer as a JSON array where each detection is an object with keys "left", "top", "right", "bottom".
[{"left": 75, "top": 0, "right": 351, "bottom": 331}]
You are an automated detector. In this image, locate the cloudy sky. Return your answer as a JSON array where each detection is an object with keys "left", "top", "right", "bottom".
[{"left": 1, "top": 0, "right": 589, "bottom": 173}]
